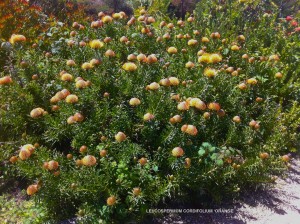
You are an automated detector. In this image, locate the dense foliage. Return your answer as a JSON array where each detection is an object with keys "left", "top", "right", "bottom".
[{"left": 0, "top": 0, "right": 300, "bottom": 222}]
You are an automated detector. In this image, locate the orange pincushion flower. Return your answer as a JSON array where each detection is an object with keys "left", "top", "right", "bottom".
[
  {"left": 81, "top": 62, "right": 93, "bottom": 70},
  {"left": 9, "top": 34, "right": 26, "bottom": 44},
  {"left": 172, "top": 147, "right": 184, "bottom": 157},
  {"left": 76, "top": 80, "right": 87, "bottom": 89},
  {"left": 61, "top": 73, "right": 73, "bottom": 81},
  {"left": 189, "top": 98, "right": 206, "bottom": 110},
  {"left": 67, "top": 116, "right": 76, "bottom": 124},
  {"left": 169, "top": 77, "right": 180, "bottom": 86},
  {"left": 188, "top": 39, "right": 198, "bottom": 46},
  {"left": 185, "top": 158, "right": 191, "bottom": 168},
  {"left": 74, "top": 112, "right": 84, "bottom": 122},
  {"left": 181, "top": 124, "right": 198, "bottom": 136},
  {"left": 115, "top": 132, "right": 127, "bottom": 142},
  {"left": 89, "top": 40, "right": 104, "bottom": 49},
  {"left": 90, "top": 59, "right": 101, "bottom": 66},
  {"left": 185, "top": 61, "right": 195, "bottom": 68},
  {"left": 133, "top": 187, "right": 141, "bottom": 196},
  {"left": 102, "top": 15, "right": 113, "bottom": 23},
  {"left": 107, "top": 196, "right": 116, "bottom": 206},
  {"left": 147, "top": 54, "right": 158, "bottom": 64},
  {"left": 143, "top": 113, "right": 155, "bottom": 122},
  {"left": 198, "top": 53, "right": 210, "bottom": 63},
  {"left": 120, "top": 36, "right": 128, "bottom": 43},
  {"left": 238, "top": 35, "right": 246, "bottom": 41},
  {"left": 167, "top": 47, "right": 177, "bottom": 54},
  {"left": 0, "top": 76, "right": 13, "bottom": 85},
  {"left": 187, "top": 17, "right": 194, "bottom": 22},
  {"left": 269, "top": 54, "right": 280, "bottom": 61},
  {"left": 9, "top": 156, "right": 18, "bottom": 163},
  {"left": 19, "top": 149, "right": 31, "bottom": 160},
  {"left": 66, "top": 60, "right": 76, "bottom": 66},
  {"left": 91, "top": 20, "right": 103, "bottom": 28},
  {"left": 159, "top": 78, "right": 171, "bottom": 87},
  {"left": 139, "top": 157, "right": 148, "bottom": 165},
  {"left": 209, "top": 54, "right": 222, "bottom": 63},
  {"left": 129, "top": 98, "right": 141, "bottom": 106},
  {"left": 21, "top": 144, "right": 35, "bottom": 154},
  {"left": 105, "top": 49, "right": 116, "bottom": 57},
  {"left": 201, "top": 37, "right": 209, "bottom": 43},
  {"left": 247, "top": 78, "right": 258, "bottom": 85},
  {"left": 82, "top": 155, "right": 97, "bottom": 166},
  {"left": 208, "top": 102, "right": 221, "bottom": 111},
  {"left": 30, "top": 108, "right": 45, "bottom": 118},
  {"left": 238, "top": 83, "right": 247, "bottom": 90},
  {"left": 27, "top": 184, "right": 38, "bottom": 196},
  {"left": 112, "top": 13, "right": 122, "bottom": 19},
  {"left": 127, "top": 54, "right": 137, "bottom": 61},
  {"left": 231, "top": 45, "right": 240, "bottom": 51},
  {"left": 65, "top": 94, "right": 78, "bottom": 104},
  {"left": 146, "top": 82, "right": 160, "bottom": 91},
  {"left": 47, "top": 160, "right": 59, "bottom": 170},
  {"left": 137, "top": 54, "right": 147, "bottom": 62},
  {"left": 76, "top": 159, "right": 83, "bottom": 166},
  {"left": 60, "top": 89, "right": 70, "bottom": 98},
  {"left": 177, "top": 101, "right": 189, "bottom": 111},
  {"left": 170, "top": 115, "right": 182, "bottom": 124},
  {"left": 186, "top": 125, "right": 198, "bottom": 135},
  {"left": 275, "top": 72, "right": 283, "bottom": 79},
  {"left": 122, "top": 62, "right": 137, "bottom": 71},
  {"left": 204, "top": 68, "right": 217, "bottom": 78}
]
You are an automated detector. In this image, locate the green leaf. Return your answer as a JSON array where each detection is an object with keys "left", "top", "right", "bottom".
[
  {"left": 209, "top": 147, "right": 216, "bottom": 152},
  {"left": 216, "top": 159, "right": 224, "bottom": 166},
  {"left": 152, "top": 166, "right": 159, "bottom": 172},
  {"left": 96, "top": 144, "right": 105, "bottom": 151},
  {"left": 210, "top": 153, "right": 218, "bottom": 160},
  {"left": 198, "top": 148, "right": 206, "bottom": 156},
  {"left": 202, "top": 142, "right": 211, "bottom": 148},
  {"left": 131, "top": 33, "right": 139, "bottom": 38},
  {"left": 223, "top": 48, "right": 229, "bottom": 55},
  {"left": 224, "top": 150, "right": 231, "bottom": 156}
]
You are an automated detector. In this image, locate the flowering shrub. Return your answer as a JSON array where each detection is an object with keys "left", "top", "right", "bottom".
[
  {"left": 0, "top": 0, "right": 50, "bottom": 40},
  {"left": 0, "top": 0, "right": 88, "bottom": 72},
  {"left": 0, "top": 1, "right": 299, "bottom": 222}
]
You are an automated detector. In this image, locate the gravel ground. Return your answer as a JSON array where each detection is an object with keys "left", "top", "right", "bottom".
[{"left": 153, "top": 158, "right": 300, "bottom": 224}]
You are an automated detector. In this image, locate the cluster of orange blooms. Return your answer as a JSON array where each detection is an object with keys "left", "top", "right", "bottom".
[
  {"left": 30, "top": 107, "right": 47, "bottom": 118},
  {"left": 59, "top": 69, "right": 91, "bottom": 89},
  {"left": 4, "top": 7, "right": 294, "bottom": 200},
  {"left": 12, "top": 10, "right": 275, "bottom": 127},
  {"left": 43, "top": 160, "right": 59, "bottom": 171},
  {"left": 67, "top": 112, "right": 84, "bottom": 125},
  {"left": 198, "top": 53, "right": 222, "bottom": 64},
  {"left": 76, "top": 155, "right": 97, "bottom": 167},
  {"left": 26, "top": 160, "right": 60, "bottom": 196},
  {"left": 50, "top": 88, "right": 71, "bottom": 104},
  {"left": 80, "top": 59, "right": 102, "bottom": 70},
  {"left": 171, "top": 147, "right": 191, "bottom": 168}
]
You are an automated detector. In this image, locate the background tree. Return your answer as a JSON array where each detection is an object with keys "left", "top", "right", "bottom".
[
  {"left": 102, "top": 0, "right": 133, "bottom": 14},
  {"left": 169, "top": 0, "right": 200, "bottom": 18}
]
